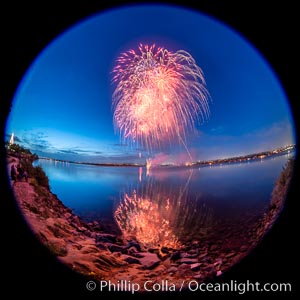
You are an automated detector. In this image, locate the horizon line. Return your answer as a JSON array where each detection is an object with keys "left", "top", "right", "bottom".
[{"left": 35, "top": 144, "right": 296, "bottom": 168}]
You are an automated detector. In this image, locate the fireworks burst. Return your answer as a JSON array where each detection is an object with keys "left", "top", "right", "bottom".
[{"left": 112, "top": 44, "right": 210, "bottom": 152}]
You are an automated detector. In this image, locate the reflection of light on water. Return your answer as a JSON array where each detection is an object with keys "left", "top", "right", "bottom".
[
  {"left": 139, "top": 167, "right": 142, "bottom": 182},
  {"left": 114, "top": 171, "right": 214, "bottom": 250},
  {"left": 114, "top": 191, "right": 180, "bottom": 249},
  {"left": 146, "top": 158, "right": 152, "bottom": 176}
]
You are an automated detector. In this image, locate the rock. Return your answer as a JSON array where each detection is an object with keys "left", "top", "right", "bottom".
[
  {"left": 213, "top": 258, "right": 222, "bottom": 267},
  {"left": 64, "top": 212, "right": 72, "bottom": 219},
  {"left": 160, "top": 247, "right": 170, "bottom": 254},
  {"left": 180, "top": 258, "right": 198, "bottom": 264},
  {"left": 89, "top": 220, "right": 100, "bottom": 227},
  {"left": 225, "top": 252, "right": 236, "bottom": 258},
  {"left": 94, "top": 253, "right": 126, "bottom": 268},
  {"left": 83, "top": 230, "right": 92, "bottom": 237},
  {"left": 170, "top": 251, "right": 181, "bottom": 261},
  {"left": 188, "top": 249, "right": 199, "bottom": 255},
  {"left": 74, "top": 224, "right": 88, "bottom": 233},
  {"left": 88, "top": 221, "right": 102, "bottom": 231},
  {"left": 146, "top": 272, "right": 158, "bottom": 278},
  {"left": 96, "top": 233, "right": 117, "bottom": 243},
  {"left": 192, "top": 240, "right": 200, "bottom": 247},
  {"left": 158, "top": 249, "right": 169, "bottom": 259},
  {"left": 139, "top": 252, "right": 161, "bottom": 270},
  {"left": 240, "top": 245, "right": 248, "bottom": 252},
  {"left": 154, "top": 264, "right": 167, "bottom": 273},
  {"left": 209, "top": 244, "right": 219, "bottom": 251},
  {"left": 122, "top": 255, "right": 141, "bottom": 265},
  {"left": 128, "top": 249, "right": 145, "bottom": 258},
  {"left": 96, "top": 242, "right": 108, "bottom": 250},
  {"left": 107, "top": 244, "right": 127, "bottom": 253},
  {"left": 70, "top": 242, "right": 83, "bottom": 250},
  {"left": 178, "top": 263, "right": 190, "bottom": 275},
  {"left": 73, "top": 261, "right": 91, "bottom": 273},
  {"left": 190, "top": 263, "right": 201, "bottom": 271},
  {"left": 38, "top": 231, "right": 48, "bottom": 243},
  {"left": 71, "top": 215, "right": 82, "bottom": 227},
  {"left": 147, "top": 248, "right": 156, "bottom": 252},
  {"left": 167, "top": 266, "right": 178, "bottom": 273},
  {"left": 89, "top": 231, "right": 97, "bottom": 239},
  {"left": 180, "top": 252, "right": 189, "bottom": 258},
  {"left": 128, "top": 241, "right": 142, "bottom": 252},
  {"left": 184, "top": 244, "right": 192, "bottom": 251},
  {"left": 112, "top": 252, "right": 121, "bottom": 258},
  {"left": 81, "top": 245, "right": 100, "bottom": 254},
  {"left": 185, "top": 253, "right": 198, "bottom": 258},
  {"left": 202, "top": 265, "right": 214, "bottom": 272},
  {"left": 198, "top": 252, "right": 208, "bottom": 259},
  {"left": 127, "top": 246, "right": 137, "bottom": 253},
  {"left": 47, "top": 240, "right": 67, "bottom": 257}
]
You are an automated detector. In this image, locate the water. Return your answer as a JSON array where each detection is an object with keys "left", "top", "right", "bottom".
[{"left": 33, "top": 154, "right": 292, "bottom": 231}]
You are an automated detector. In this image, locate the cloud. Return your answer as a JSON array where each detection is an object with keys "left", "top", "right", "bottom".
[
  {"left": 93, "top": 151, "right": 103, "bottom": 155},
  {"left": 58, "top": 149, "right": 79, "bottom": 155},
  {"left": 210, "top": 126, "right": 225, "bottom": 134},
  {"left": 246, "top": 121, "right": 294, "bottom": 139},
  {"left": 20, "top": 131, "right": 51, "bottom": 150},
  {"left": 72, "top": 148, "right": 103, "bottom": 155},
  {"left": 14, "top": 136, "right": 22, "bottom": 142},
  {"left": 112, "top": 143, "right": 128, "bottom": 147}
]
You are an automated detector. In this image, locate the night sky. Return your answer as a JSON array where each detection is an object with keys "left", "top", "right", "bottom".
[{"left": 5, "top": 4, "right": 296, "bottom": 164}]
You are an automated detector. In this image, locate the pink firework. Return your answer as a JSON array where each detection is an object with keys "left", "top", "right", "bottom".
[{"left": 112, "top": 44, "right": 210, "bottom": 151}]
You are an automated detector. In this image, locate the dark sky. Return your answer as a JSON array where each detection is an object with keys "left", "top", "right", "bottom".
[{"left": 5, "top": 4, "right": 295, "bottom": 164}]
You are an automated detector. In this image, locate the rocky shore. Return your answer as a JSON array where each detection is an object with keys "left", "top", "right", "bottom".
[{"left": 8, "top": 155, "right": 293, "bottom": 291}]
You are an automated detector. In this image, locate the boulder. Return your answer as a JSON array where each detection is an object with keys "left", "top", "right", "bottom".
[{"left": 139, "top": 252, "right": 161, "bottom": 270}]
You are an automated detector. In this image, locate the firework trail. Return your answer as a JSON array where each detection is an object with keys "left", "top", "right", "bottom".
[{"left": 112, "top": 44, "right": 210, "bottom": 157}]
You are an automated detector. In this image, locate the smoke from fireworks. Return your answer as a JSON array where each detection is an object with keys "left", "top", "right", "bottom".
[{"left": 112, "top": 44, "right": 210, "bottom": 152}]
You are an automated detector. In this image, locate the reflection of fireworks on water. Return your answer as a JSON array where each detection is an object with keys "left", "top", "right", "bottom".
[
  {"left": 114, "top": 172, "right": 214, "bottom": 249},
  {"left": 112, "top": 44, "right": 210, "bottom": 152},
  {"left": 114, "top": 190, "right": 180, "bottom": 249}
]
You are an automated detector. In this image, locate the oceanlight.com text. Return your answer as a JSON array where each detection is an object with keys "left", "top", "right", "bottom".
[{"left": 187, "top": 280, "right": 292, "bottom": 294}]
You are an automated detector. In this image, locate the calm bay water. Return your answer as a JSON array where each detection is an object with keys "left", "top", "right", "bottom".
[{"left": 34, "top": 154, "right": 292, "bottom": 230}]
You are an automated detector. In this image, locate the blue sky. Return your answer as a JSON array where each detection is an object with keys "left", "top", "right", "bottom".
[{"left": 5, "top": 4, "right": 296, "bottom": 164}]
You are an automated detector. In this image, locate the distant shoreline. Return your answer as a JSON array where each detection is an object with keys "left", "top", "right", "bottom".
[{"left": 37, "top": 144, "right": 296, "bottom": 168}]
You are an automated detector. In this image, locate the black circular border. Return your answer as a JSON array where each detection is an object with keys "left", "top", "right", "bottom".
[{"left": 1, "top": 1, "right": 298, "bottom": 298}]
